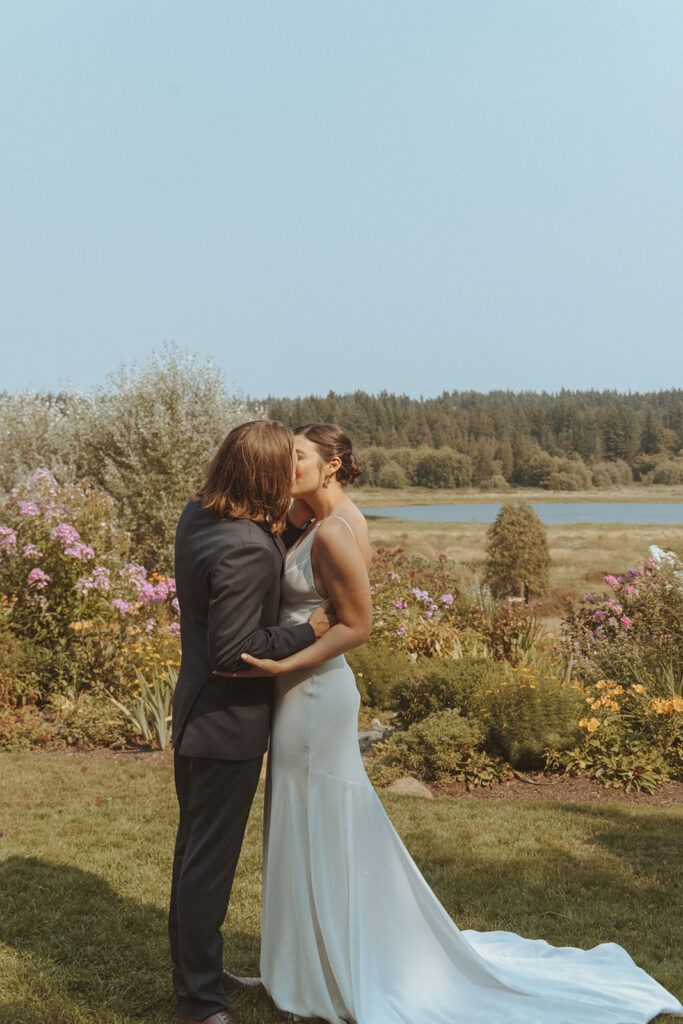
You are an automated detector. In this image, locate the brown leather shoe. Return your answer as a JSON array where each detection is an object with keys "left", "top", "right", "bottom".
[
  {"left": 221, "top": 968, "right": 261, "bottom": 993},
  {"left": 178, "top": 1010, "right": 241, "bottom": 1024}
]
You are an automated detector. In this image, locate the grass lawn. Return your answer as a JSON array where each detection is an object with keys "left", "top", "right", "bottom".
[{"left": 0, "top": 753, "right": 681, "bottom": 1024}]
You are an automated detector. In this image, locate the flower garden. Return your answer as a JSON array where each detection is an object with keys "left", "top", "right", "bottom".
[{"left": 1, "top": 470, "right": 681, "bottom": 794}]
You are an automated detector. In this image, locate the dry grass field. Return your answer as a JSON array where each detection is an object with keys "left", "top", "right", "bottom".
[
  {"left": 354, "top": 483, "right": 683, "bottom": 507},
  {"left": 364, "top": 518, "right": 683, "bottom": 623}
]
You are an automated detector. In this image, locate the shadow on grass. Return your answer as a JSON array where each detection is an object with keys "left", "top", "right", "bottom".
[{"left": 0, "top": 856, "right": 258, "bottom": 1024}]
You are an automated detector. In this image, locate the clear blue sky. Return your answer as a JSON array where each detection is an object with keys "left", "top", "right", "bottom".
[{"left": 1, "top": 1, "right": 682, "bottom": 399}]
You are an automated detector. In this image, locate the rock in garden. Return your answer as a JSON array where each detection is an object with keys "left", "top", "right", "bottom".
[{"left": 386, "top": 776, "right": 434, "bottom": 799}]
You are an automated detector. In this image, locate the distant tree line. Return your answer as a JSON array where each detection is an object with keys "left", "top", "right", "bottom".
[
  {"left": 2, "top": 352, "right": 682, "bottom": 574},
  {"left": 268, "top": 389, "right": 683, "bottom": 489}
]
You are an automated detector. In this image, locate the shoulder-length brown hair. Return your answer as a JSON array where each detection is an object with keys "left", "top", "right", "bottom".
[{"left": 195, "top": 419, "right": 293, "bottom": 533}]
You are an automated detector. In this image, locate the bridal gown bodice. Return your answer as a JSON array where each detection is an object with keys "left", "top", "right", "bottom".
[{"left": 259, "top": 521, "right": 682, "bottom": 1024}]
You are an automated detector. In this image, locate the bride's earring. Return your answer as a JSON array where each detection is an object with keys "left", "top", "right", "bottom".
[{"left": 322, "top": 476, "right": 330, "bottom": 488}]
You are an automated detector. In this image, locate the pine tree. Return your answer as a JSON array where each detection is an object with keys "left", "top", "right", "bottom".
[{"left": 484, "top": 502, "right": 550, "bottom": 597}]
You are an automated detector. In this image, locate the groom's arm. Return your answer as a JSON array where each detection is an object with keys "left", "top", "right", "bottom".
[{"left": 208, "top": 540, "right": 315, "bottom": 675}]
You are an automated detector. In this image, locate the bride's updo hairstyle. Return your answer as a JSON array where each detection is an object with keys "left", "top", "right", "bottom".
[{"left": 295, "top": 423, "right": 362, "bottom": 487}]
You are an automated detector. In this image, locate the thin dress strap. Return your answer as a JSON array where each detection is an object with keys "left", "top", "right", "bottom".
[{"left": 326, "top": 514, "right": 355, "bottom": 538}]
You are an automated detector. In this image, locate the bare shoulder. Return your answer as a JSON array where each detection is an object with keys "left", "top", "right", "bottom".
[{"left": 315, "top": 503, "right": 371, "bottom": 567}]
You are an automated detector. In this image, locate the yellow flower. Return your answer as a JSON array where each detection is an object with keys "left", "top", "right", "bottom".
[
  {"left": 596, "top": 680, "right": 606, "bottom": 690},
  {"left": 672, "top": 696, "right": 683, "bottom": 712},
  {"left": 586, "top": 717, "right": 600, "bottom": 732},
  {"left": 613, "top": 685, "right": 625, "bottom": 695},
  {"left": 632, "top": 684, "right": 646, "bottom": 695}
]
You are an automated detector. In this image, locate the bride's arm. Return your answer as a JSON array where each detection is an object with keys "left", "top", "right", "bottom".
[{"left": 230, "top": 519, "right": 371, "bottom": 676}]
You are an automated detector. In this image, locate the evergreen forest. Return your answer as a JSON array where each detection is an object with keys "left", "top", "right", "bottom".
[{"left": 268, "top": 389, "right": 683, "bottom": 489}]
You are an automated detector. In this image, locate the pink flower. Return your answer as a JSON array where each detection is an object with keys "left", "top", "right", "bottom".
[
  {"left": 65, "top": 542, "right": 95, "bottom": 560},
  {"left": 604, "top": 575, "right": 619, "bottom": 588},
  {"left": 111, "top": 598, "right": 135, "bottom": 615},
  {"left": 75, "top": 566, "right": 111, "bottom": 594},
  {"left": 440, "top": 594, "right": 454, "bottom": 606},
  {"left": 23, "top": 543, "right": 43, "bottom": 558},
  {"left": 50, "top": 523, "right": 80, "bottom": 546},
  {"left": 620, "top": 616, "right": 631, "bottom": 628},
  {"left": 19, "top": 501, "right": 40, "bottom": 517},
  {"left": 395, "top": 626, "right": 407, "bottom": 637},
  {"left": 0, "top": 527, "right": 18, "bottom": 555},
  {"left": 28, "top": 567, "right": 51, "bottom": 589}
]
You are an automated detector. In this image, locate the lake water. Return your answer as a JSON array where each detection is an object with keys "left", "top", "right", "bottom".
[{"left": 362, "top": 502, "right": 683, "bottom": 526}]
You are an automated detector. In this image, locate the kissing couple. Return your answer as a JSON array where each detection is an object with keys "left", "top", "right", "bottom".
[{"left": 169, "top": 419, "right": 682, "bottom": 1024}]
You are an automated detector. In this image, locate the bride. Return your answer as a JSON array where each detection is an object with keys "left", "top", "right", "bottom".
[{"left": 237, "top": 422, "right": 682, "bottom": 1024}]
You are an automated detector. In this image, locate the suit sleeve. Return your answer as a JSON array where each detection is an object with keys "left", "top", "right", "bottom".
[{"left": 208, "top": 539, "right": 315, "bottom": 674}]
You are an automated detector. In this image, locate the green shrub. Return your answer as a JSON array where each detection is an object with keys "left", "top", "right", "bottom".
[
  {"left": 0, "top": 704, "right": 53, "bottom": 751},
  {"left": 476, "top": 664, "right": 583, "bottom": 770},
  {"left": 545, "top": 678, "right": 682, "bottom": 792},
  {"left": 49, "top": 692, "right": 137, "bottom": 750},
  {"left": 391, "top": 656, "right": 500, "bottom": 725},
  {"left": 546, "top": 739, "right": 672, "bottom": 795},
  {"left": 346, "top": 644, "right": 413, "bottom": 707},
  {"left": 370, "top": 709, "right": 510, "bottom": 786},
  {"left": 0, "top": 694, "right": 137, "bottom": 751},
  {"left": 0, "top": 627, "right": 54, "bottom": 705},
  {"left": 484, "top": 501, "right": 550, "bottom": 598}
]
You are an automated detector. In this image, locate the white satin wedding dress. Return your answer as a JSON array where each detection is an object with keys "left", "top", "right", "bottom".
[{"left": 259, "top": 518, "right": 682, "bottom": 1024}]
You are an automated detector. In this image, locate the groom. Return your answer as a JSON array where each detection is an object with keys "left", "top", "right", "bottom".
[{"left": 169, "top": 419, "right": 329, "bottom": 1024}]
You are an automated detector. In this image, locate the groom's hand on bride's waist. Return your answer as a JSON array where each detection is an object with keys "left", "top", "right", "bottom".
[{"left": 308, "top": 602, "right": 336, "bottom": 639}]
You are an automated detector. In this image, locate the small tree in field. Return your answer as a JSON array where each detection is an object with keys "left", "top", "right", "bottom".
[{"left": 484, "top": 502, "right": 550, "bottom": 598}]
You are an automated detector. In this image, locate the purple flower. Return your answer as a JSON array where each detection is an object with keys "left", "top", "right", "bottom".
[
  {"left": 28, "top": 567, "right": 51, "bottom": 590},
  {"left": 171, "top": 597, "right": 180, "bottom": 616},
  {"left": 65, "top": 542, "right": 95, "bottom": 560},
  {"left": 19, "top": 501, "right": 40, "bottom": 517},
  {"left": 111, "top": 598, "right": 134, "bottom": 615},
  {"left": 0, "top": 527, "right": 18, "bottom": 556},
  {"left": 50, "top": 523, "right": 80, "bottom": 546},
  {"left": 167, "top": 621, "right": 181, "bottom": 636},
  {"left": 594, "top": 610, "right": 605, "bottom": 620},
  {"left": 439, "top": 593, "right": 454, "bottom": 606},
  {"left": 387, "top": 571, "right": 400, "bottom": 581},
  {"left": 395, "top": 626, "right": 407, "bottom": 637},
  {"left": 393, "top": 600, "right": 408, "bottom": 609},
  {"left": 75, "top": 566, "right": 111, "bottom": 594},
  {"left": 23, "top": 543, "right": 43, "bottom": 558}
]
